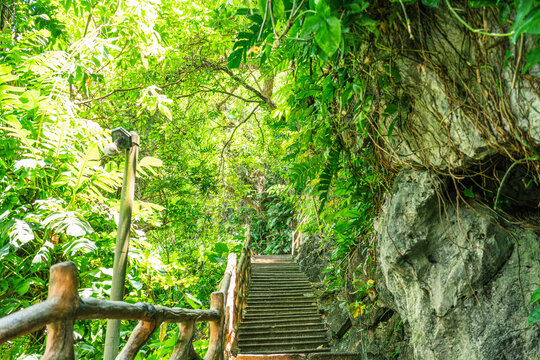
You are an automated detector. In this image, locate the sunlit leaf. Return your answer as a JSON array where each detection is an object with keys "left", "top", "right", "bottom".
[
  {"left": 531, "top": 287, "right": 540, "bottom": 304},
  {"left": 314, "top": 17, "right": 341, "bottom": 56},
  {"left": 529, "top": 306, "right": 540, "bottom": 325},
  {"left": 227, "top": 48, "right": 243, "bottom": 69},
  {"left": 184, "top": 293, "right": 202, "bottom": 309},
  {"left": 9, "top": 220, "right": 34, "bottom": 247}
]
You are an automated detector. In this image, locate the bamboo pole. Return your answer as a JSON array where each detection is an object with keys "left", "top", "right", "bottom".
[{"left": 104, "top": 133, "right": 139, "bottom": 360}]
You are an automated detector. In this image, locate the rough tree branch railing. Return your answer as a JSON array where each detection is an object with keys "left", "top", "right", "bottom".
[
  {"left": 224, "top": 230, "right": 251, "bottom": 358},
  {"left": 0, "top": 232, "right": 253, "bottom": 360}
]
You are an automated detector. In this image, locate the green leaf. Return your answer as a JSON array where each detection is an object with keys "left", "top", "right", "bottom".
[
  {"left": 0, "top": 74, "right": 18, "bottom": 84},
  {"left": 140, "top": 156, "right": 163, "bottom": 168},
  {"left": 273, "top": 0, "right": 285, "bottom": 19},
  {"left": 248, "top": 14, "right": 263, "bottom": 24},
  {"left": 66, "top": 223, "right": 87, "bottom": 237},
  {"left": 235, "top": 8, "right": 251, "bottom": 16},
  {"left": 464, "top": 187, "right": 474, "bottom": 198},
  {"left": 468, "top": 0, "right": 496, "bottom": 7},
  {"left": 9, "top": 220, "right": 34, "bottom": 247},
  {"left": 523, "top": 46, "right": 540, "bottom": 73},
  {"left": 302, "top": 15, "right": 322, "bottom": 35},
  {"left": 357, "top": 14, "right": 379, "bottom": 28},
  {"left": 214, "top": 242, "right": 228, "bottom": 256},
  {"left": 531, "top": 287, "right": 540, "bottom": 304},
  {"left": 315, "top": 16, "right": 341, "bottom": 56},
  {"left": 129, "top": 278, "right": 143, "bottom": 291},
  {"left": 511, "top": 0, "right": 540, "bottom": 43},
  {"left": 258, "top": 0, "right": 267, "bottom": 16},
  {"left": 237, "top": 31, "right": 254, "bottom": 40},
  {"left": 184, "top": 293, "right": 202, "bottom": 309},
  {"left": 422, "top": 0, "right": 441, "bottom": 6},
  {"left": 227, "top": 48, "right": 243, "bottom": 69},
  {"left": 529, "top": 306, "right": 540, "bottom": 325},
  {"left": 316, "top": 0, "right": 331, "bottom": 18},
  {"left": 16, "top": 279, "right": 31, "bottom": 296}
]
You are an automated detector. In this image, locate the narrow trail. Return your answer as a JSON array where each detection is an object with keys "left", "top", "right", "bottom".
[{"left": 237, "top": 255, "right": 330, "bottom": 355}]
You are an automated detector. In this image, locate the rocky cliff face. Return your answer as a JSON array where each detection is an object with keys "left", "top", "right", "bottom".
[
  {"left": 370, "top": 6, "right": 540, "bottom": 358},
  {"left": 295, "top": 5, "right": 540, "bottom": 359},
  {"left": 376, "top": 169, "right": 539, "bottom": 359},
  {"left": 297, "top": 169, "right": 539, "bottom": 359}
]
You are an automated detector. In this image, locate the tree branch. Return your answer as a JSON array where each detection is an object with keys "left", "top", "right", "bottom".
[
  {"left": 220, "top": 104, "right": 261, "bottom": 177},
  {"left": 204, "top": 61, "right": 277, "bottom": 110},
  {"left": 75, "top": 78, "right": 187, "bottom": 105}
]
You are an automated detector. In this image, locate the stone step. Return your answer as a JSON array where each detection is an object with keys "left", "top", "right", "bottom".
[
  {"left": 240, "top": 318, "right": 325, "bottom": 328},
  {"left": 250, "top": 284, "right": 311, "bottom": 289},
  {"left": 237, "top": 348, "right": 330, "bottom": 360},
  {"left": 252, "top": 255, "right": 293, "bottom": 260},
  {"left": 242, "top": 313, "right": 322, "bottom": 323},
  {"left": 247, "top": 302, "right": 317, "bottom": 309},
  {"left": 306, "top": 353, "right": 363, "bottom": 360},
  {"left": 250, "top": 284, "right": 313, "bottom": 290},
  {"left": 249, "top": 289, "right": 313, "bottom": 294},
  {"left": 251, "top": 271, "right": 302, "bottom": 275},
  {"left": 252, "top": 262, "right": 298, "bottom": 266},
  {"left": 250, "top": 278, "right": 310, "bottom": 284},
  {"left": 252, "top": 266, "right": 300, "bottom": 270},
  {"left": 244, "top": 308, "right": 319, "bottom": 316},
  {"left": 242, "top": 314, "right": 322, "bottom": 323},
  {"left": 247, "top": 297, "right": 315, "bottom": 302},
  {"left": 247, "top": 292, "right": 316, "bottom": 299},
  {"left": 248, "top": 292, "right": 314, "bottom": 298},
  {"left": 252, "top": 269, "right": 298, "bottom": 272},
  {"left": 239, "top": 341, "right": 329, "bottom": 353},
  {"left": 237, "top": 355, "right": 305, "bottom": 360},
  {"left": 250, "top": 276, "right": 309, "bottom": 282},
  {"left": 248, "top": 291, "right": 314, "bottom": 296},
  {"left": 238, "top": 318, "right": 324, "bottom": 336},
  {"left": 237, "top": 328, "right": 327, "bottom": 338},
  {"left": 250, "top": 281, "right": 311, "bottom": 286},
  {"left": 246, "top": 298, "right": 316, "bottom": 306},
  {"left": 239, "top": 334, "right": 328, "bottom": 346}
]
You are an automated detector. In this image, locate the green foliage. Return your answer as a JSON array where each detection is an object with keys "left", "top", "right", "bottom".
[
  {"left": 2, "top": 0, "right": 538, "bottom": 357},
  {"left": 251, "top": 189, "right": 295, "bottom": 254},
  {"left": 0, "top": 0, "right": 243, "bottom": 356},
  {"left": 529, "top": 286, "right": 540, "bottom": 326}
]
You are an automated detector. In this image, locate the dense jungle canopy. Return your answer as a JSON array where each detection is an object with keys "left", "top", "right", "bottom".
[{"left": 0, "top": 0, "right": 539, "bottom": 358}]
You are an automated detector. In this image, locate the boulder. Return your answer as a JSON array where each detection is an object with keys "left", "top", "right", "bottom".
[{"left": 376, "top": 168, "right": 540, "bottom": 359}]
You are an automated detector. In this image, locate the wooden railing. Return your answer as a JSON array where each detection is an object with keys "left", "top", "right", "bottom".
[
  {"left": 225, "top": 233, "right": 251, "bottom": 358},
  {"left": 0, "top": 236, "right": 253, "bottom": 360}
]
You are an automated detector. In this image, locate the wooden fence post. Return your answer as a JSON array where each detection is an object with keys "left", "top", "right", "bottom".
[
  {"left": 116, "top": 318, "right": 162, "bottom": 360},
  {"left": 170, "top": 320, "right": 195, "bottom": 360},
  {"left": 42, "top": 262, "right": 79, "bottom": 360},
  {"left": 204, "top": 292, "right": 224, "bottom": 360}
]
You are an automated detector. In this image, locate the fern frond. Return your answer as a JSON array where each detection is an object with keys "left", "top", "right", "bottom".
[{"left": 0, "top": 115, "right": 39, "bottom": 159}]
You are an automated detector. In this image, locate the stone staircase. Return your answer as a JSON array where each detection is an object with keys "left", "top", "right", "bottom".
[{"left": 237, "top": 255, "right": 331, "bottom": 355}]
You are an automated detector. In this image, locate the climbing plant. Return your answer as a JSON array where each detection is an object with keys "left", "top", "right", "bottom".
[
  {"left": 227, "top": 0, "right": 540, "bottom": 318},
  {"left": 1, "top": 0, "right": 539, "bottom": 357}
]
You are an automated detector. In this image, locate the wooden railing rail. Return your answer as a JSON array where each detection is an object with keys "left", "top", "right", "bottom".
[
  {"left": 0, "top": 254, "right": 235, "bottom": 360},
  {"left": 225, "top": 230, "right": 252, "bottom": 358}
]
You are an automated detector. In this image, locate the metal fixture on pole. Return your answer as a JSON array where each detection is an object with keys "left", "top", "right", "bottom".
[{"left": 103, "top": 127, "right": 140, "bottom": 360}]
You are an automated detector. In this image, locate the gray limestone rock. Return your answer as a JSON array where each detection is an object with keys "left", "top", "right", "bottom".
[{"left": 376, "top": 168, "right": 540, "bottom": 360}]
